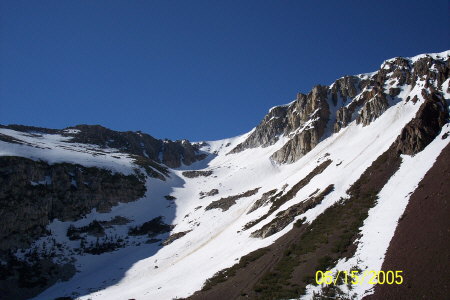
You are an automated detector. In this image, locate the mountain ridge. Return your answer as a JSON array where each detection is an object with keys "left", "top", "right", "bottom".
[{"left": 0, "top": 50, "right": 448, "bottom": 300}]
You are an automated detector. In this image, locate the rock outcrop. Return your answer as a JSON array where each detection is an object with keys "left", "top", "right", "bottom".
[
  {"left": 229, "top": 53, "right": 450, "bottom": 164},
  {"left": 205, "top": 188, "right": 260, "bottom": 212},
  {"left": 0, "top": 156, "right": 146, "bottom": 251},
  {"left": 162, "top": 230, "right": 192, "bottom": 246},
  {"left": 182, "top": 170, "right": 213, "bottom": 178},
  {"left": 394, "top": 91, "right": 448, "bottom": 155},
  {"left": 251, "top": 184, "right": 334, "bottom": 238},
  {"left": 199, "top": 189, "right": 219, "bottom": 199}
]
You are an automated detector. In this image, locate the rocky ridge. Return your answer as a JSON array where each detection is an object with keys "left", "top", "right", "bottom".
[
  {"left": 0, "top": 124, "right": 207, "bottom": 169},
  {"left": 230, "top": 53, "right": 450, "bottom": 164},
  {"left": 0, "top": 51, "right": 449, "bottom": 300}
]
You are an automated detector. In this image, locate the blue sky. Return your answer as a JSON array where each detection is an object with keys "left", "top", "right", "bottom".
[{"left": 1, "top": 0, "right": 449, "bottom": 141}]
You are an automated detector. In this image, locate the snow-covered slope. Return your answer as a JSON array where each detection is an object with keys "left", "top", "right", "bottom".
[{"left": 1, "top": 50, "right": 449, "bottom": 300}]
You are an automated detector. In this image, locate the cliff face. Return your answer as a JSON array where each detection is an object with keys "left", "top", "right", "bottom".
[
  {"left": 230, "top": 53, "right": 450, "bottom": 164},
  {"left": 229, "top": 85, "right": 331, "bottom": 157},
  {"left": 0, "top": 156, "right": 146, "bottom": 251},
  {"left": 394, "top": 91, "right": 448, "bottom": 155}
]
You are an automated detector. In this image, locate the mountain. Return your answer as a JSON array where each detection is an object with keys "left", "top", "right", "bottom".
[{"left": 0, "top": 50, "right": 448, "bottom": 300}]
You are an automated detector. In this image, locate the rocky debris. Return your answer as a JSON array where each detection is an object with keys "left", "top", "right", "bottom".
[
  {"left": 229, "top": 54, "right": 450, "bottom": 164},
  {"left": 0, "top": 156, "right": 146, "bottom": 251},
  {"left": 268, "top": 160, "right": 332, "bottom": 214},
  {"left": 251, "top": 185, "right": 334, "bottom": 238},
  {"left": 394, "top": 91, "right": 448, "bottom": 155},
  {"left": 162, "top": 230, "right": 192, "bottom": 246},
  {"left": 128, "top": 216, "right": 174, "bottom": 237},
  {"left": 239, "top": 145, "right": 404, "bottom": 299},
  {"left": 182, "top": 170, "right": 213, "bottom": 178},
  {"left": 205, "top": 188, "right": 261, "bottom": 212},
  {"left": 164, "top": 195, "right": 177, "bottom": 201},
  {"left": 243, "top": 160, "right": 332, "bottom": 231},
  {"left": 199, "top": 189, "right": 219, "bottom": 199},
  {"left": 247, "top": 189, "right": 278, "bottom": 214}
]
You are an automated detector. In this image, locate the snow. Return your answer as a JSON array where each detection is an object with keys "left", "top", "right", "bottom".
[
  {"left": 268, "top": 99, "right": 296, "bottom": 113},
  {"left": 0, "top": 128, "right": 138, "bottom": 175},
  {"left": 409, "top": 49, "right": 450, "bottom": 63},
  {"left": 1, "top": 50, "right": 444, "bottom": 300},
  {"left": 31, "top": 86, "right": 426, "bottom": 300},
  {"left": 30, "top": 176, "right": 52, "bottom": 186},
  {"left": 302, "top": 124, "right": 450, "bottom": 299},
  {"left": 62, "top": 128, "right": 81, "bottom": 134}
]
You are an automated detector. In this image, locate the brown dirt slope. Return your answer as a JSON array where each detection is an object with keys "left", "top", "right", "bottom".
[{"left": 366, "top": 142, "right": 450, "bottom": 300}]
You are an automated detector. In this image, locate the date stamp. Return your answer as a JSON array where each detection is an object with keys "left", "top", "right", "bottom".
[{"left": 315, "top": 270, "right": 404, "bottom": 285}]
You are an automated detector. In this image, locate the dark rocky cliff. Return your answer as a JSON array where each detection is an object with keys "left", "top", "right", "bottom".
[{"left": 0, "top": 156, "right": 146, "bottom": 252}]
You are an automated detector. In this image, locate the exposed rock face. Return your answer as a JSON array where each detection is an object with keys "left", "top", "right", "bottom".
[
  {"left": 247, "top": 189, "right": 278, "bottom": 213},
  {"left": 270, "top": 86, "right": 330, "bottom": 164},
  {"left": 229, "top": 106, "right": 290, "bottom": 153},
  {"left": 162, "top": 230, "right": 192, "bottom": 246},
  {"left": 251, "top": 184, "right": 334, "bottom": 238},
  {"left": 394, "top": 91, "right": 448, "bottom": 155},
  {"left": 0, "top": 124, "right": 207, "bottom": 168},
  {"left": 229, "top": 54, "right": 450, "bottom": 164},
  {"left": 182, "top": 170, "right": 213, "bottom": 178},
  {"left": 230, "top": 85, "right": 330, "bottom": 162},
  {"left": 199, "top": 189, "right": 219, "bottom": 199},
  {"left": 243, "top": 160, "right": 332, "bottom": 231},
  {"left": 205, "top": 188, "right": 260, "bottom": 212},
  {"left": 0, "top": 156, "right": 146, "bottom": 251},
  {"left": 128, "top": 216, "right": 174, "bottom": 237},
  {"left": 356, "top": 89, "right": 389, "bottom": 126}
]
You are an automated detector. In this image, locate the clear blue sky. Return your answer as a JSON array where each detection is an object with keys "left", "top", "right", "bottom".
[{"left": 1, "top": 0, "right": 449, "bottom": 141}]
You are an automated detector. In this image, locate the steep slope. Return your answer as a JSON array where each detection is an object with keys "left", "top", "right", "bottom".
[
  {"left": 0, "top": 50, "right": 448, "bottom": 300},
  {"left": 365, "top": 142, "right": 450, "bottom": 300}
]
